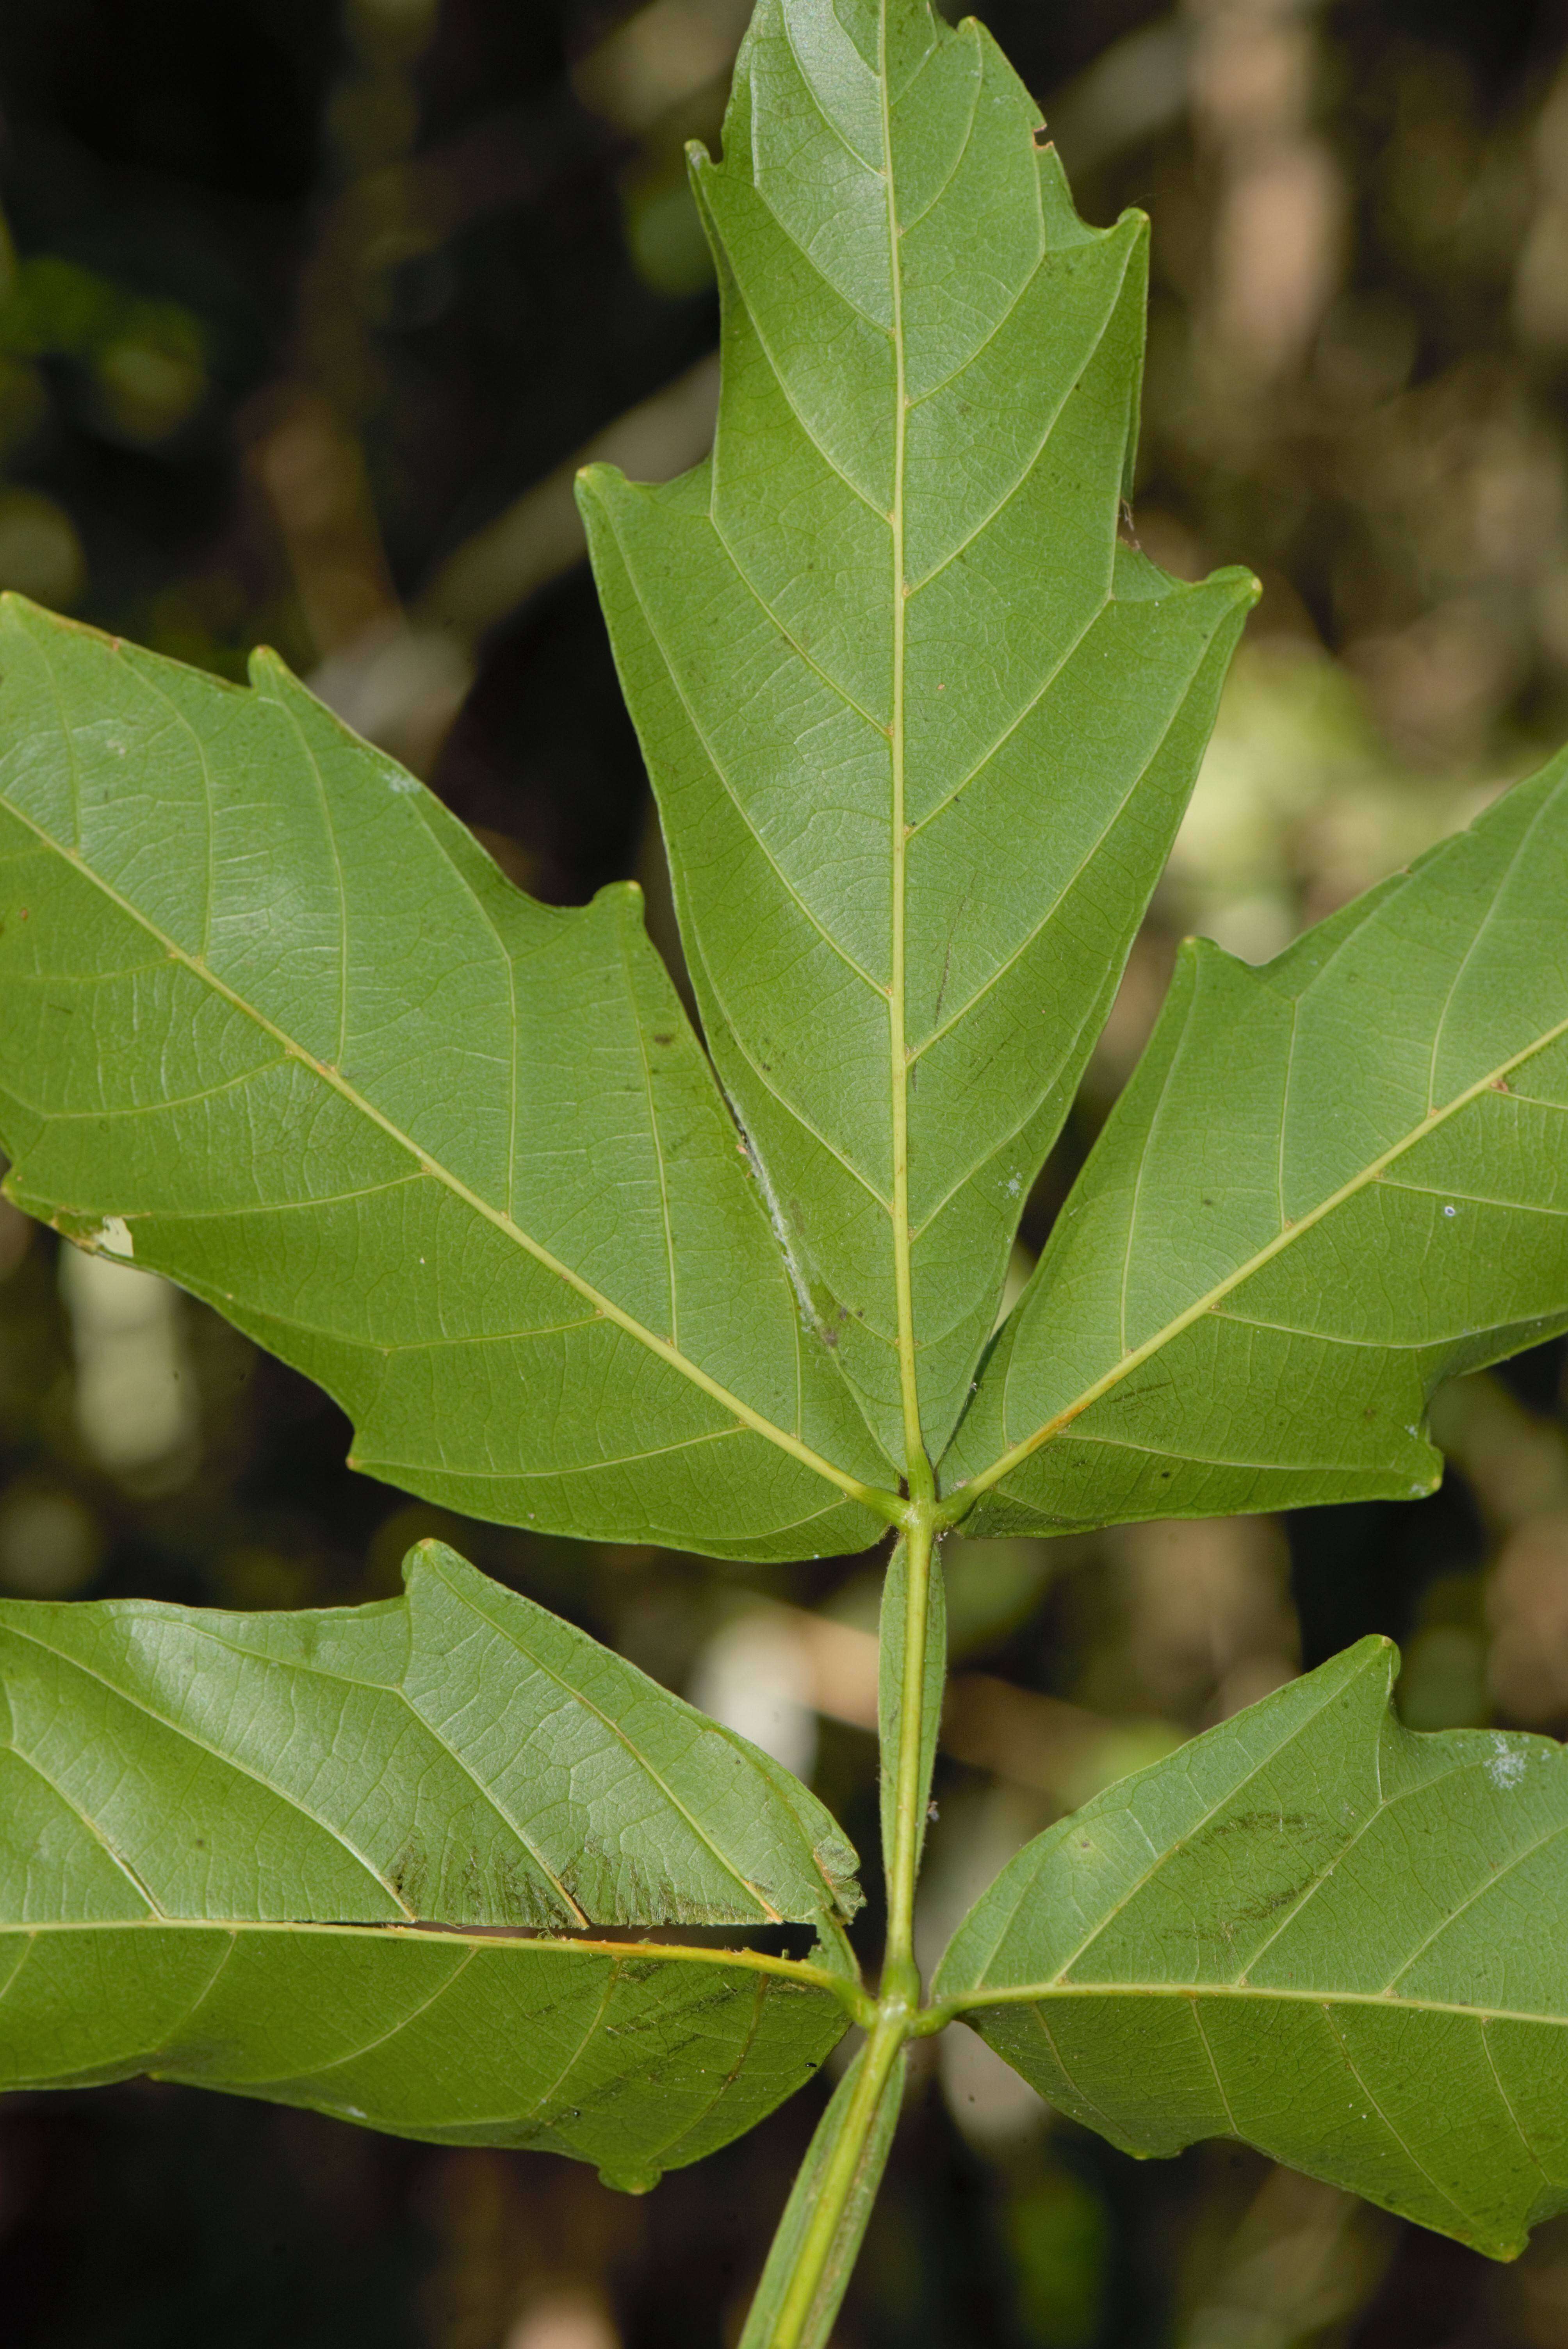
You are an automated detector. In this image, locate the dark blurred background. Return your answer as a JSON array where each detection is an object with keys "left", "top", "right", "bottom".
[{"left": 2, "top": 0, "right": 1568, "bottom": 2342}]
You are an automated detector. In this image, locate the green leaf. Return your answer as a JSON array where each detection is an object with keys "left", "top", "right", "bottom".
[
  {"left": 0, "top": 1920, "right": 847, "bottom": 2187},
  {"left": 933, "top": 1640, "right": 1568, "bottom": 2258},
  {"left": 579, "top": 0, "right": 1254, "bottom": 1464},
  {"left": 0, "top": 1539, "right": 858, "bottom": 2179},
  {"left": 948, "top": 745, "right": 1568, "bottom": 1533},
  {"left": 0, "top": 1538, "right": 860, "bottom": 1931},
  {"left": 738, "top": 2039, "right": 906, "bottom": 2349},
  {"left": 0, "top": 597, "right": 896, "bottom": 1560}
]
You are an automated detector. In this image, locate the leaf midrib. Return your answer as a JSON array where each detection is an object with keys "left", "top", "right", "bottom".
[
  {"left": 943, "top": 1978, "right": 1568, "bottom": 2032},
  {"left": 0, "top": 1912, "right": 861, "bottom": 2009},
  {"left": 881, "top": 0, "right": 923, "bottom": 1480},
  {"left": 0, "top": 777, "right": 896, "bottom": 1524}
]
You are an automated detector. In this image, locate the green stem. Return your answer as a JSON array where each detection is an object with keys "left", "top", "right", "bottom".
[
  {"left": 757, "top": 1504, "right": 940, "bottom": 2347},
  {"left": 768, "top": 2008, "right": 908, "bottom": 2347},
  {"left": 882, "top": 1508, "right": 934, "bottom": 2005}
]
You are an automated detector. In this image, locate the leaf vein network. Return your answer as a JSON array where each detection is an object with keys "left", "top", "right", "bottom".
[
  {"left": 904, "top": 592, "right": 1110, "bottom": 839},
  {"left": 279, "top": 1943, "right": 480, "bottom": 2082},
  {"left": 594, "top": 503, "right": 887, "bottom": 997},
  {"left": 431, "top": 1556, "right": 785, "bottom": 1921},
  {"left": 1, "top": 1620, "right": 415, "bottom": 1917},
  {"left": 894, "top": 41, "right": 982, "bottom": 235},
  {"left": 909, "top": 671, "right": 1196, "bottom": 1059},
  {"left": 905, "top": 265, "right": 1128, "bottom": 593},
  {"left": 1320, "top": 2001, "right": 1474, "bottom": 2224},
  {"left": 1, "top": 1738, "right": 165, "bottom": 1916}
]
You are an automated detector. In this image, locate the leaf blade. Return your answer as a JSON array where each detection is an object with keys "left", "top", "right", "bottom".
[
  {"left": 580, "top": 0, "right": 1254, "bottom": 1461},
  {"left": 0, "top": 1540, "right": 862, "bottom": 1932},
  {"left": 0, "top": 1920, "right": 847, "bottom": 2187},
  {"left": 933, "top": 1640, "right": 1568, "bottom": 2257},
  {"left": 0, "top": 597, "right": 896, "bottom": 1559},
  {"left": 951, "top": 745, "right": 1568, "bottom": 1531}
]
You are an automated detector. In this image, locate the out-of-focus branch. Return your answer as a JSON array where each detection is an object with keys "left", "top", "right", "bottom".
[
  {"left": 570, "top": 0, "right": 752, "bottom": 135},
  {"left": 1185, "top": 0, "right": 1344, "bottom": 397},
  {"left": 1044, "top": 17, "right": 1192, "bottom": 180},
  {"left": 1433, "top": 1372, "right": 1568, "bottom": 1727},
  {"left": 1178, "top": 2165, "right": 1394, "bottom": 2349},
  {"left": 247, "top": 2, "right": 640, "bottom": 772},
  {"left": 707, "top": 1600, "right": 1183, "bottom": 1813},
  {"left": 1515, "top": 61, "right": 1568, "bottom": 352},
  {"left": 415, "top": 354, "right": 718, "bottom": 644},
  {"left": 249, "top": 390, "right": 400, "bottom": 657},
  {"left": 1432, "top": 1370, "right": 1568, "bottom": 1533},
  {"left": 299, "top": 353, "right": 720, "bottom": 773}
]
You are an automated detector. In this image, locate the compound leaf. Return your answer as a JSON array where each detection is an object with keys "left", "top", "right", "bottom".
[
  {"left": 949, "top": 745, "right": 1568, "bottom": 1531},
  {"left": 0, "top": 598, "right": 894, "bottom": 1561},
  {"left": 581, "top": 0, "right": 1254, "bottom": 1463},
  {"left": 0, "top": 1539, "right": 861, "bottom": 1932},
  {"left": 0, "top": 1921, "right": 848, "bottom": 2189},
  {"left": 935, "top": 1640, "right": 1568, "bottom": 2258}
]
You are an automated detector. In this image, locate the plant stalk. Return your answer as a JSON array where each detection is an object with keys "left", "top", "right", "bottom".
[
  {"left": 882, "top": 1507, "right": 934, "bottom": 2007},
  {"left": 766, "top": 2009, "right": 908, "bottom": 2348},
  {"left": 754, "top": 1505, "right": 940, "bottom": 2346}
]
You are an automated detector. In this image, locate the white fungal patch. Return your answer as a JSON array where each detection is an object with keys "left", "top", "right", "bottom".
[
  {"left": 731, "top": 1105, "right": 821, "bottom": 1337},
  {"left": 1004, "top": 1171, "right": 1022, "bottom": 1198},
  {"left": 79, "top": 719, "right": 130, "bottom": 759},
  {"left": 1488, "top": 1734, "right": 1526, "bottom": 1791}
]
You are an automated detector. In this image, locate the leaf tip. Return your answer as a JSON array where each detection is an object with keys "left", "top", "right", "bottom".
[
  {"left": 598, "top": 2162, "right": 661, "bottom": 2196},
  {"left": 245, "top": 643, "right": 291, "bottom": 693},
  {"left": 1347, "top": 1631, "right": 1401, "bottom": 1699}
]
